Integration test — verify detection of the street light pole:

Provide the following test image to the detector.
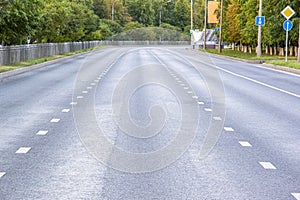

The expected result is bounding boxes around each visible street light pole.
[204,0,207,49]
[191,0,193,46]
[112,0,116,21]
[257,0,263,57]
[298,15,300,63]
[218,0,224,53]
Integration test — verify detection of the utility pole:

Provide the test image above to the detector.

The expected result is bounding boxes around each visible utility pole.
[191,0,193,46]
[257,0,263,57]
[204,0,207,49]
[218,0,224,53]
[298,18,300,63]
[112,0,116,21]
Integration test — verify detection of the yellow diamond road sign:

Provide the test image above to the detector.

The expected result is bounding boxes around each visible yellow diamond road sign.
[281,6,295,20]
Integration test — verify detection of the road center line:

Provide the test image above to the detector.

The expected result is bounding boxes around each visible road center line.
[216,66,300,99]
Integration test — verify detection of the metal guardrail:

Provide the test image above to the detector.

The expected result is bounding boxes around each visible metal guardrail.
[0,41,189,65]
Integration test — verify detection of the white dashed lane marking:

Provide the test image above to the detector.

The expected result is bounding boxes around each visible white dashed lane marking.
[239,141,252,147]
[77,96,83,99]
[259,162,276,170]
[187,91,193,94]
[15,147,31,154]
[82,91,88,94]
[192,96,198,99]
[70,102,77,105]
[224,127,234,132]
[197,101,204,105]
[87,87,92,90]
[36,130,48,136]
[0,172,6,179]
[50,118,60,123]
[204,108,212,112]
[213,116,222,121]
[184,87,189,90]
[91,83,96,86]
[62,109,70,113]
[291,193,300,200]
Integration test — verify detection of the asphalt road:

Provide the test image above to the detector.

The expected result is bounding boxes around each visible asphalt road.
[0,46,299,200]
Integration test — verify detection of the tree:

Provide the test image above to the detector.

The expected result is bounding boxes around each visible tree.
[174,0,190,31]
[127,0,154,26]
[0,0,43,45]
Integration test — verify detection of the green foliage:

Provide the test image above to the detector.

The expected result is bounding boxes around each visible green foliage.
[222,0,300,48]
[127,0,154,26]
[123,21,144,31]
[174,0,190,31]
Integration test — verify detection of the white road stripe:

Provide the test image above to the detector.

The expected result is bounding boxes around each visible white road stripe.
[50,118,60,123]
[87,87,92,90]
[192,96,198,99]
[82,91,88,94]
[184,87,189,90]
[70,102,77,105]
[91,83,96,86]
[239,141,252,147]
[180,84,185,86]
[197,101,204,105]
[259,162,276,169]
[224,127,234,132]
[36,130,48,136]
[0,172,5,178]
[213,116,222,121]
[216,66,300,99]
[62,109,70,113]
[204,108,212,112]
[187,91,193,94]
[77,96,83,99]
[291,193,300,200]
[94,80,99,82]
[16,147,31,154]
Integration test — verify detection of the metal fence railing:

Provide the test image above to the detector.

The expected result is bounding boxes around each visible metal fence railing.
[0,41,189,65]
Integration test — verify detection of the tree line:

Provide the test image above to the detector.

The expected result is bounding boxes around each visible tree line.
[222,0,300,55]
[0,0,201,45]
[2,0,298,53]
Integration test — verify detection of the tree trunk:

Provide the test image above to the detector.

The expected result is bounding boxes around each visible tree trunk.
[265,45,269,55]
[279,48,284,56]
[290,46,294,56]
[270,46,273,55]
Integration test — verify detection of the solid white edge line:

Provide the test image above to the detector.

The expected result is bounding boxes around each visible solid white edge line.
[291,193,300,200]
[216,66,300,98]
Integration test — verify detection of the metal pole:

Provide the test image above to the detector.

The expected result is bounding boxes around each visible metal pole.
[286,29,289,62]
[112,2,114,21]
[159,8,162,26]
[191,0,193,46]
[204,0,207,49]
[191,0,193,30]
[218,0,223,53]
[257,0,263,57]
[298,19,300,63]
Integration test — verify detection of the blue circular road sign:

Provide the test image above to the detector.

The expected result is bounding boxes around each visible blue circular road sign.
[283,20,293,31]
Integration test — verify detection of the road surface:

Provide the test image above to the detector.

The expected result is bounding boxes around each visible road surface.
[0,46,299,200]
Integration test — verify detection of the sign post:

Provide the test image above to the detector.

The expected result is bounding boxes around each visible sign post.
[281,6,295,62]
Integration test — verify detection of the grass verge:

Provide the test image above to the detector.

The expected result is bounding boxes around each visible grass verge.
[0,46,104,73]
[202,48,300,70]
